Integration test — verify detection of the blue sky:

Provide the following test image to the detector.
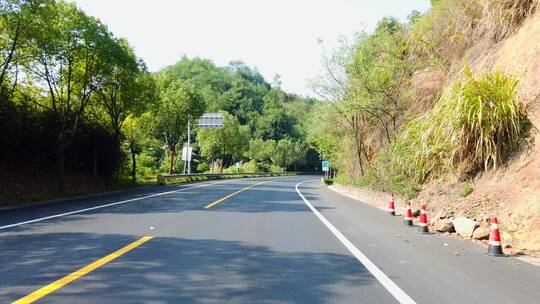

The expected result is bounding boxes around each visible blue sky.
[73,0,431,96]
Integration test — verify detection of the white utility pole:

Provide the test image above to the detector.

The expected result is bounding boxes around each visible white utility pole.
[187,118,191,174]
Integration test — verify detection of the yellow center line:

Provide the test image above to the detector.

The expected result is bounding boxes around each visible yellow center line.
[204,181,269,209]
[13,236,153,304]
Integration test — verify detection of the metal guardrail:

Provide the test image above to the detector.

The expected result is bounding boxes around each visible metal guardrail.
[156,172,293,184]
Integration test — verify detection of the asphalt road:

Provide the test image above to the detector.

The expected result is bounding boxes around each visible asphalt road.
[1,176,539,303]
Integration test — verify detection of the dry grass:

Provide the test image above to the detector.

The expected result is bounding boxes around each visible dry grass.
[409,0,539,65]
[477,0,539,42]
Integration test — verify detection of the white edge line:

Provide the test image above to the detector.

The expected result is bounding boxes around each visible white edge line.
[295,180,416,304]
[0,177,286,231]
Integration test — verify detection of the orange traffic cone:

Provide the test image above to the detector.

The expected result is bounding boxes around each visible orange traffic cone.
[417,204,429,234]
[403,201,413,226]
[488,217,504,257]
[388,193,396,216]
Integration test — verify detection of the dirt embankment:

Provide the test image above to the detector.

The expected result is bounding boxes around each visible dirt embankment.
[408,11,540,253]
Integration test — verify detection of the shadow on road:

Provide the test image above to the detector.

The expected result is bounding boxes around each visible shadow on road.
[0,232,379,303]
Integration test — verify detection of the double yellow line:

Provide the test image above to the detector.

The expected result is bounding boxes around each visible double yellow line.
[13,181,268,303]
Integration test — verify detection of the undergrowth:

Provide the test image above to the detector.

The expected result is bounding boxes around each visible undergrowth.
[389,68,529,183]
[335,166,421,199]
[459,182,474,198]
[410,0,539,65]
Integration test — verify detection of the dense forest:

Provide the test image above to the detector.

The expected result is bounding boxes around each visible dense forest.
[0,0,319,202]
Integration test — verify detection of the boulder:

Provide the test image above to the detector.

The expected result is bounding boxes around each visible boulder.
[440,211,454,219]
[435,219,455,233]
[472,227,490,240]
[453,217,479,238]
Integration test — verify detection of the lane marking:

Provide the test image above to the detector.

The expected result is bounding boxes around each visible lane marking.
[295,181,416,304]
[0,179,247,231]
[204,181,269,209]
[12,236,153,304]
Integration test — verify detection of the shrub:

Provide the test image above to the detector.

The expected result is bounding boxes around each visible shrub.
[159,155,184,174]
[269,164,285,173]
[389,69,529,182]
[459,182,474,198]
[241,160,259,173]
[322,178,334,185]
[196,162,210,173]
[137,150,158,177]
[354,169,382,189]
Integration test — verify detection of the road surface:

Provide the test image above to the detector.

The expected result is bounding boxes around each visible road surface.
[1,176,539,303]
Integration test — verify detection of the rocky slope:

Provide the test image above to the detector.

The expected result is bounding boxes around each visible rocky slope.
[408,11,540,253]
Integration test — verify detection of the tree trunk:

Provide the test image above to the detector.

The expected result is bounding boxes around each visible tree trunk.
[55,144,66,194]
[169,149,175,175]
[131,146,137,184]
[351,116,365,176]
[94,151,98,177]
[353,130,365,176]
[107,133,122,186]
[1,149,7,176]
[0,22,20,92]
[355,139,364,176]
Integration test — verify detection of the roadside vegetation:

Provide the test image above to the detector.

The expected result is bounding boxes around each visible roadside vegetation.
[308,0,535,198]
[0,0,319,203]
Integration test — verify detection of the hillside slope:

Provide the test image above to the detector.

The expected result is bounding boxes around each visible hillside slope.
[415,11,540,252]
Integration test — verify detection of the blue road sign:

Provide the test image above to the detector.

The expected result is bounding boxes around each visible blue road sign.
[322,160,330,172]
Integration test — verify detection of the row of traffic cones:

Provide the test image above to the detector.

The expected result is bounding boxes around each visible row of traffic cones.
[387,194,504,256]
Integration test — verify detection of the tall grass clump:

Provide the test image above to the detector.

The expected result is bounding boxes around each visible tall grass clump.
[389,69,529,183]
[451,68,528,172]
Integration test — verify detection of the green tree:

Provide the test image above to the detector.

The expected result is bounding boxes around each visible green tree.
[122,112,155,183]
[247,138,276,164]
[348,18,415,143]
[91,39,156,183]
[0,0,52,101]
[271,139,308,170]
[154,80,205,174]
[158,57,232,112]
[197,112,250,172]
[22,1,112,192]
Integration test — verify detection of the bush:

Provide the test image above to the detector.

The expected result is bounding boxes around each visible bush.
[354,169,382,189]
[459,182,474,198]
[333,174,352,185]
[390,69,529,182]
[137,150,158,177]
[334,164,421,199]
[196,162,210,173]
[269,164,285,173]
[159,155,184,174]
[322,178,334,185]
[240,160,259,173]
